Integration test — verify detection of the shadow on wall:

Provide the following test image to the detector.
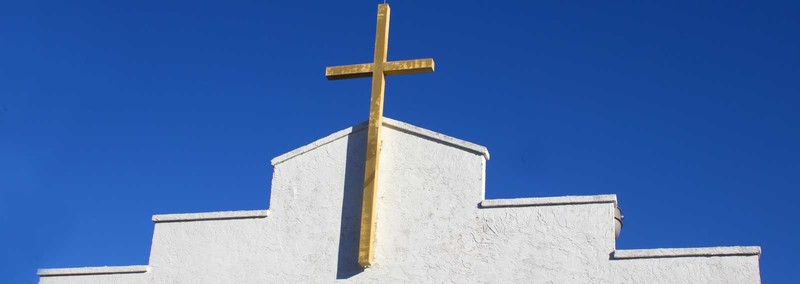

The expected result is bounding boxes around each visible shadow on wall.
[336,130,367,279]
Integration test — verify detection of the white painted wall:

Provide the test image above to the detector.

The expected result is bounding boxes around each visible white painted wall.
[38,118,761,283]
[612,254,761,284]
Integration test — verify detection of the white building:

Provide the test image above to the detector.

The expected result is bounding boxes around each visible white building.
[38,118,761,283]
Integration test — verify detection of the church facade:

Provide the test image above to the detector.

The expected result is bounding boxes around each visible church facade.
[38,118,761,283]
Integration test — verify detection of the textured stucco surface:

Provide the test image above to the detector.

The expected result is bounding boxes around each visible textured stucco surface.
[38,119,761,283]
[611,255,761,283]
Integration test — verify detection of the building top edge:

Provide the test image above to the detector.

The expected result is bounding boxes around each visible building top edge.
[151,210,269,223]
[480,194,618,208]
[270,117,490,166]
[38,265,149,277]
[613,246,762,260]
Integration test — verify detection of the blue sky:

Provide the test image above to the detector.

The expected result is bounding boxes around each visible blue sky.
[2,1,797,282]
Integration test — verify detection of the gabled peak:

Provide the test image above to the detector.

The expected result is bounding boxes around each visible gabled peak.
[270,117,490,166]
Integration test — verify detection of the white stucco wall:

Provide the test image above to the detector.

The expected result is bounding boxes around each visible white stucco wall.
[38,118,761,283]
[611,247,761,284]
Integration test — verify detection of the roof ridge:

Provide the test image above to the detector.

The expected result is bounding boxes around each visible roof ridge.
[270,117,489,166]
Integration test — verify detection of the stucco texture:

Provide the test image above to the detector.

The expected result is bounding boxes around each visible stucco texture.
[38,119,761,283]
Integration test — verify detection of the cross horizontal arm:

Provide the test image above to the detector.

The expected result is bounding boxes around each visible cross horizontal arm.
[326,58,434,80]
[325,63,373,80]
[385,59,435,76]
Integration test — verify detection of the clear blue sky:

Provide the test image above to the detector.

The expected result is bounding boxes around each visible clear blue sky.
[2,1,797,282]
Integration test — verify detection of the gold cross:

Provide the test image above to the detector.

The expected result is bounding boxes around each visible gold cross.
[325,3,434,268]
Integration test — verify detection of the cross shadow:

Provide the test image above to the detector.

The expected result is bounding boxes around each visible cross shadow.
[336,130,366,279]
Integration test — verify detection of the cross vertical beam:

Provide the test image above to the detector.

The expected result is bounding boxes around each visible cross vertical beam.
[325,3,434,268]
[358,3,390,268]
